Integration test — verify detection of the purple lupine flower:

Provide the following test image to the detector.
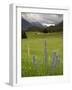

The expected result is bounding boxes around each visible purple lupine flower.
[44,40,48,73]
[56,52,60,65]
[51,51,57,69]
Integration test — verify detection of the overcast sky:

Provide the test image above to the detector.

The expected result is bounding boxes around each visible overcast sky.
[21,13,63,26]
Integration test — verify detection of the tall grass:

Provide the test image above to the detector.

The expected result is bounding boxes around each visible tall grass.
[21,32,63,77]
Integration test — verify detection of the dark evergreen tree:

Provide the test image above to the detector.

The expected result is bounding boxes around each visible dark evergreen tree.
[22,31,27,39]
[43,28,48,33]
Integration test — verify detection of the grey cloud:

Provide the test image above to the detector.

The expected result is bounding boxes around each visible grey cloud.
[21,13,63,25]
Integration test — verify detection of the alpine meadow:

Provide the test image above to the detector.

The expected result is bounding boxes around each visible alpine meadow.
[21,13,63,77]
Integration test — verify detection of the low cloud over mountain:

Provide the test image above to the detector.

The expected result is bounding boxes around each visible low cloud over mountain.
[21,13,63,32]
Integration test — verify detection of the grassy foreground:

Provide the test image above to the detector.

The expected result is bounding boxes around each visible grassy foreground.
[21,32,63,77]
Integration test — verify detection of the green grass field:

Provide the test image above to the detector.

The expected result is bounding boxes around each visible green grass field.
[21,32,63,77]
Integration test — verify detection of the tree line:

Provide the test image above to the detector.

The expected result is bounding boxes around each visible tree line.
[22,21,63,39]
